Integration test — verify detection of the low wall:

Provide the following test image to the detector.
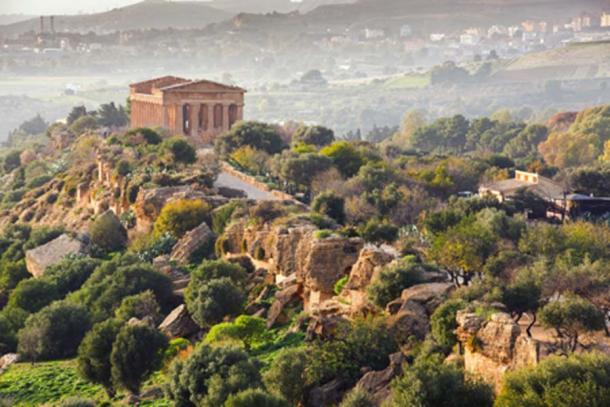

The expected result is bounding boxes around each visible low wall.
[219,161,301,203]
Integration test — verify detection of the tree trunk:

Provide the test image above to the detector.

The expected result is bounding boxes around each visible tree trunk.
[526,312,536,337]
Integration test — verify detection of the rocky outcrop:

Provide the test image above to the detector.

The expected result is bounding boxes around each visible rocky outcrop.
[455,311,544,392]
[170,222,215,265]
[269,225,316,277]
[386,283,454,341]
[298,236,364,310]
[355,352,405,406]
[25,234,87,278]
[158,304,200,339]
[307,378,346,407]
[266,284,301,328]
[0,353,20,373]
[134,186,227,232]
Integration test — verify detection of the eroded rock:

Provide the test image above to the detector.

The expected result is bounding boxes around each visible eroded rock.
[170,222,215,265]
[25,234,87,278]
[158,304,200,338]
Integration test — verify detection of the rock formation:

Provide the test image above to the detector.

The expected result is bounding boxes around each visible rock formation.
[25,234,87,277]
[170,221,215,265]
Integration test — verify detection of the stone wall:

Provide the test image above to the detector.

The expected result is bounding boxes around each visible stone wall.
[220,161,301,203]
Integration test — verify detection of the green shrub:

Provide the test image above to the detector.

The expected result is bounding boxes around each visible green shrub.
[0,313,17,354]
[3,150,21,172]
[165,344,262,406]
[26,175,52,189]
[161,136,197,165]
[293,125,335,147]
[114,160,132,177]
[111,322,168,395]
[387,353,493,407]
[6,278,60,314]
[205,315,267,350]
[263,347,308,406]
[212,201,242,235]
[339,387,374,407]
[185,277,245,327]
[18,301,91,361]
[70,115,98,135]
[90,211,127,253]
[334,276,349,295]
[430,298,467,350]
[367,256,424,308]
[125,128,162,145]
[312,191,346,224]
[495,352,610,407]
[359,218,399,244]
[153,199,211,239]
[215,121,286,156]
[77,318,123,397]
[114,290,161,323]
[225,389,289,407]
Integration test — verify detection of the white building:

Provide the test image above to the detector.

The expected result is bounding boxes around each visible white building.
[364,28,385,39]
[601,12,610,28]
[400,24,413,38]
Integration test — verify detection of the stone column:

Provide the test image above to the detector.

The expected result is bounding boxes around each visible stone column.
[162,103,169,128]
[222,103,230,132]
[190,103,200,137]
[237,104,244,121]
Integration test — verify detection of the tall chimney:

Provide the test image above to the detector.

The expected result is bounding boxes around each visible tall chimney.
[50,16,55,34]
[40,16,44,34]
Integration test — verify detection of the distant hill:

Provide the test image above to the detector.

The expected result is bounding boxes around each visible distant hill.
[0,1,231,36]
[0,15,35,26]
[207,0,355,14]
[493,41,610,82]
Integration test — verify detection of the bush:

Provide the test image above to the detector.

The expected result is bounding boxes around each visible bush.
[367,256,424,308]
[539,294,605,352]
[225,389,289,407]
[339,387,375,407]
[90,211,127,253]
[114,160,132,177]
[190,259,248,286]
[215,121,286,156]
[387,353,493,407]
[124,128,162,145]
[3,150,22,172]
[67,255,173,323]
[212,201,243,235]
[263,347,308,405]
[359,218,399,244]
[165,344,262,407]
[154,199,211,239]
[205,315,267,350]
[111,322,168,395]
[114,290,161,324]
[69,115,98,135]
[43,256,100,295]
[26,175,52,189]
[495,352,610,407]
[77,318,123,397]
[18,301,91,361]
[430,299,467,350]
[6,278,60,314]
[161,136,197,165]
[320,141,365,178]
[293,125,335,147]
[0,313,17,354]
[312,191,346,224]
[185,277,245,327]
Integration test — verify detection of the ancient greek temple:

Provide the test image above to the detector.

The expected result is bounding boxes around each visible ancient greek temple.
[129,76,245,144]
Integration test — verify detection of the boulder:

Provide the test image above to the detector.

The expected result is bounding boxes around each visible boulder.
[158,304,200,339]
[387,304,430,341]
[266,284,301,328]
[270,225,316,277]
[395,282,454,315]
[0,353,20,372]
[25,234,87,278]
[345,247,395,291]
[355,352,405,406]
[170,222,215,265]
[307,378,346,407]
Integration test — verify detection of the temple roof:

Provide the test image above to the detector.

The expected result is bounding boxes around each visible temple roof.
[130,76,246,95]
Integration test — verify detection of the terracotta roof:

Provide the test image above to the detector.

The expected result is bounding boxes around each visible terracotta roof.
[129,75,189,88]
[480,176,565,200]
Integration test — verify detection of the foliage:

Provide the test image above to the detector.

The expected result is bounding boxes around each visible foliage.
[224,388,289,407]
[340,387,375,407]
[0,313,17,354]
[96,102,128,128]
[161,136,197,165]
[387,353,493,407]
[18,114,49,135]
[359,218,399,244]
[165,344,262,407]
[67,255,173,323]
[274,151,333,191]
[368,256,424,307]
[334,275,349,295]
[216,121,286,156]
[230,146,270,175]
[17,301,91,361]
[212,201,243,235]
[312,191,346,224]
[321,141,365,178]
[114,290,162,324]
[154,199,210,239]
[70,115,99,135]
[293,125,335,147]
[205,315,267,350]
[6,279,59,314]
[495,352,610,407]
[185,277,245,327]
[539,294,605,352]
[77,318,123,397]
[305,317,398,386]
[3,150,21,172]
[67,106,89,125]
[263,347,308,406]
[430,298,467,350]
[90,211,128,253]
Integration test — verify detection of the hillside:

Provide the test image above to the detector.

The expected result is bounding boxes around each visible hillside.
[493,41,610,81]
[0,1,231,36]
[207,0,355,14]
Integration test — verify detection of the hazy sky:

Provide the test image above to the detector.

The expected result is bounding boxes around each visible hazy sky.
[0,0,219,15]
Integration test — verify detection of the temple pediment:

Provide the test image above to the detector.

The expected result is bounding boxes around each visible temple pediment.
[159,79,246,94]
